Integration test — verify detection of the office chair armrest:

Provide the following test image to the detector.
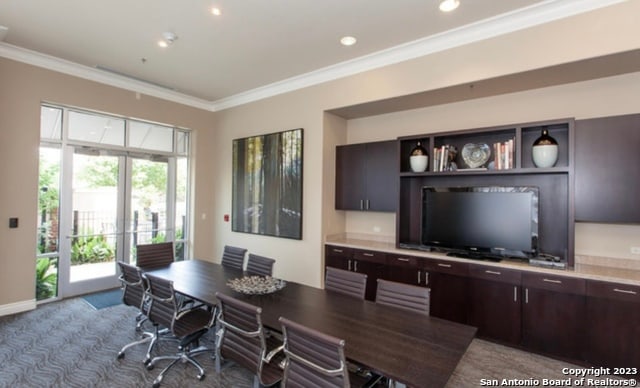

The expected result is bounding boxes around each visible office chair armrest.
[175,303,210,320]
[284,348,346,377]
[217,317,261,337]
[118,274,144,288]
[264,344,284,363]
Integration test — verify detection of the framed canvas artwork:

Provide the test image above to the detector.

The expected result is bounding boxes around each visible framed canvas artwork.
[232,128,303,239]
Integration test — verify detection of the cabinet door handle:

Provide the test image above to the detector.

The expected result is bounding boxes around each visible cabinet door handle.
[354,260,358,272]
[425,272,429,285]
[348,260,352,271]
[543,278,562,284]
[332,248,343,253]
[418,270,421,284]
[514,286,518,302]
[363,253,374,257]
[613,288,637,295]
[396,258,410,262]
[365,199,370,210]
[485,270,501,275]
[525,288,529,304]
[438,263,452,268]
[360,199,364,210]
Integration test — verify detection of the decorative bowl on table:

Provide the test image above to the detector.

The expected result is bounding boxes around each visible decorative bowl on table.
[461,143,490,168]
[227,276,286,295]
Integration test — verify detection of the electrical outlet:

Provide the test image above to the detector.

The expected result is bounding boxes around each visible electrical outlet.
[631,246,640,255]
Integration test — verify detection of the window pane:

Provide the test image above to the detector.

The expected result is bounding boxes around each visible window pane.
[130,159,168,251]
[37,146,61,255]
[176,130,189,155]
[40,106,62,140]
[129,121,173,152]
[175,156,188,260]
[68,111,125,146]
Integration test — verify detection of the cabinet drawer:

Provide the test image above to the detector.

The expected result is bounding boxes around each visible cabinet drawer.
[422,259,469,276]
[325,245,352,258]
[469,264,521,284]
[523,272,585,295]
[586,280,640,303]
[386,254,419,267]
[354,250,386,264]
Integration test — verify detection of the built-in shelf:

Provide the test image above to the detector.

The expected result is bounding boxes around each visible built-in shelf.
[396,118,575,266]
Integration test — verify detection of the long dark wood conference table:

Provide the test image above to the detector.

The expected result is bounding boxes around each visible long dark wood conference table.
[146,259,477,388]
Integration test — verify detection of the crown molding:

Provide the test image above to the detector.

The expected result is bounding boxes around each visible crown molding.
[210,0,625,111]
[0,0,625,113]
[0,43,212,111]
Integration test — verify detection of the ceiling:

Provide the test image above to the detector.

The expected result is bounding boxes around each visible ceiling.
[0,0,625,111]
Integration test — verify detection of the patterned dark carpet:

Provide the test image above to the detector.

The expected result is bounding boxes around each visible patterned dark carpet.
[0,296,620,388]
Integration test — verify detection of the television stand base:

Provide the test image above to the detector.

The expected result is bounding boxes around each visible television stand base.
[446,251,502,262]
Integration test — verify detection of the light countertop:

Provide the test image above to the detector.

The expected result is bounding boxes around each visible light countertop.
[325,234,640,286]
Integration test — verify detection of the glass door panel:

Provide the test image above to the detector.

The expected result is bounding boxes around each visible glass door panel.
[36,146,61,301]
[65,150,122,294]
[128,158,169,264]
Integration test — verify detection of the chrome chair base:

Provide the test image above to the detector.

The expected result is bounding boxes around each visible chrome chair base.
[147,344,214,388]
[117,323,175,364]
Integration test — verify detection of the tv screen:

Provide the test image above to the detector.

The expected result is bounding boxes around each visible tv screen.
[421,186,539,259]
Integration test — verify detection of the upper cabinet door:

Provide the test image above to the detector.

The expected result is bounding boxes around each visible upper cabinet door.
[335,140,397,212]
[575,114,640,223]
[335,143,367,210]
[365,140,397,212]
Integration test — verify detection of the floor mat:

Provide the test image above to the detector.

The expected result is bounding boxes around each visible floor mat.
[82,288,122,310]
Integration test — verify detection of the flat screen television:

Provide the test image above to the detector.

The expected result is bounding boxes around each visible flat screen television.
[421,186,539,260]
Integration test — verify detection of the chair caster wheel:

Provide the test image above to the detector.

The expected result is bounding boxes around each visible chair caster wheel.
[116,352,124,359]
[146,363,154,371]
[198,374,205,381]
[143,358,151,366]
[152,382,160,388]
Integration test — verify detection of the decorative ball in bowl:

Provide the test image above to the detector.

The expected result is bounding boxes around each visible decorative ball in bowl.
[227,276,286,295]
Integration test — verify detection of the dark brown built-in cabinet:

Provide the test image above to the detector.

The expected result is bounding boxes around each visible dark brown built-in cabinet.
[521,273,586,361]
[324,245,384,301]
[397,118,574,264]
[468,265,522,344]
[335,140,397,212]
[586,280,640,374]
[325,245,640,373]
[575,113,640,223]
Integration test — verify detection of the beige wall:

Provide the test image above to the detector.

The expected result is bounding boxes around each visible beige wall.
[2,1,640,313]
[0,58,214,312]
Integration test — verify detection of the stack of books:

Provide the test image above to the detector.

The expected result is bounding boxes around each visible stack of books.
[432,145,456,172]
[493,139,514,170]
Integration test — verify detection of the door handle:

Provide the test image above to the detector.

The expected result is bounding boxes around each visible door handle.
[613,288,637,295]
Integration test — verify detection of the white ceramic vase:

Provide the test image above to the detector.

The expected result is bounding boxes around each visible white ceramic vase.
[410,155,428,172]
[532,144,558,168]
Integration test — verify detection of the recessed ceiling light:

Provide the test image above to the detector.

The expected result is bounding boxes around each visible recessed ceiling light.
[211,7,221,16]
[439,0,460,12]
[340,36,357,46]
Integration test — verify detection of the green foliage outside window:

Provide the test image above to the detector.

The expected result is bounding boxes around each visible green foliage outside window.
[36,257,58,300]
[71,234,115,264]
